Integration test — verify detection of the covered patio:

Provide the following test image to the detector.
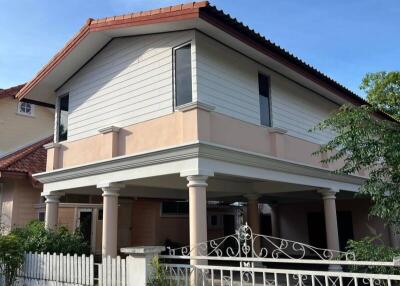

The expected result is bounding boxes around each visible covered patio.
[35,142,366,258]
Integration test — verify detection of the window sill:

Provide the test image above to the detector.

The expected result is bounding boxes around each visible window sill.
[176,101,215,112]
[16,112,35,118]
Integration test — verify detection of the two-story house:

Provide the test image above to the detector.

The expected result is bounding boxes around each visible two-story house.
[16,2,396,258]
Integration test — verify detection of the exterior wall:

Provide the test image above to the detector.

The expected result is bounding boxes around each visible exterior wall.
[278,199,391,246]
[54,108,198,168]
[57,30,195,142]
[0,178,41,230]
[197,109,347,171]
[195,32,337,145]
[0,97,53,157]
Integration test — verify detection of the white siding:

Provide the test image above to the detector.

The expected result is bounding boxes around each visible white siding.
[58,31,194,141]
[195,32,337,144]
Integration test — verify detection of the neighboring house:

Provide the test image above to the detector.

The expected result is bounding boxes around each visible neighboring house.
[0,85,53,231]
[15,2,398,257]
[0,85,54,158]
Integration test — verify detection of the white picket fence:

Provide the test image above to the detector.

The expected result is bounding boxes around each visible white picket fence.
[96,256,127,286]
[16,252,94,285]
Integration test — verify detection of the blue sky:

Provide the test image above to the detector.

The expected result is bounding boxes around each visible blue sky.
[0,0,399,95]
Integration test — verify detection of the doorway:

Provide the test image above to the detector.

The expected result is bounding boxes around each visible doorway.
[78,209,93,245]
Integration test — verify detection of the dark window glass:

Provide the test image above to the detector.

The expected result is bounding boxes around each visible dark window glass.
[175,44,192,106]
[38,212,45,222]
[211,215,218,226]
[258,73,271,126]
[58,94,69,142]
[98,210,103,220]
[161,201,189,215]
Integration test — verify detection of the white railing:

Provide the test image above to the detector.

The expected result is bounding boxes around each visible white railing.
[16,252,94,285]
[163,263,400,286]
[96,255,127,286]
[160,224,400,286]
[166,223,354,260]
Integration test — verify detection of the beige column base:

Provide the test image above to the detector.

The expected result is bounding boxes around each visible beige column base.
[98,182,124,258]
[44,194,62,230]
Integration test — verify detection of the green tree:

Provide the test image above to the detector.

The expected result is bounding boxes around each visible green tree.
[313,71,400,226]
[0,234,24,286]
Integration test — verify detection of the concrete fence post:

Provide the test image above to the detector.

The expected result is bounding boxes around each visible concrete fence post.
[121,246,165,286]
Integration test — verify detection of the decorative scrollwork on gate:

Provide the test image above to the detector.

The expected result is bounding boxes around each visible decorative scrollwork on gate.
[167,223,355,261]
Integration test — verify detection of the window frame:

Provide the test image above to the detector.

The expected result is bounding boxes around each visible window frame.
[17,101,35,117]
[258,72,272,127]
[172,41,193,110]
[55,93,69,143]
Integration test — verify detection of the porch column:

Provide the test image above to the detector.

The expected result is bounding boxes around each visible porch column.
[270,203,280,237]
[98,182,124,258]
[245,194,260,234]
[319,189,340,251]
[245,194,260,253]
[44,194,61,230]
[187,175,208,265]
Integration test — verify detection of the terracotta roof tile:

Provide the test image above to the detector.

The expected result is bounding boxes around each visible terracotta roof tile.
[0,84,25,99]
[0,137,52,176]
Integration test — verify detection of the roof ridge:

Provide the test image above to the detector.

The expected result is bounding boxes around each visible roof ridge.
[91,1,209,24]
[0,136,52,170]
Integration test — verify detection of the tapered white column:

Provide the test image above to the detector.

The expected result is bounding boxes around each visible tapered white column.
[270,203,280,237]
[44,194,61,230]
[319,189,340,251]
[187,175,208,265]
[98,182,124,257]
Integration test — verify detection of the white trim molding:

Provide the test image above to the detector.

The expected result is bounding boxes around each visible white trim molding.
[34,141,364,194]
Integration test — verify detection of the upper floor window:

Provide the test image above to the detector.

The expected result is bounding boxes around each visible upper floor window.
[258,73,271,127]
[17,102,34,117]
[174,43,192,107]
[57,94,69,142]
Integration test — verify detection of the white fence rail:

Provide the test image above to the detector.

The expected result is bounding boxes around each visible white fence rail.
[96,256,127,286]
[163,263,400,286]
[1,252,95,286]
[160,224,400,286]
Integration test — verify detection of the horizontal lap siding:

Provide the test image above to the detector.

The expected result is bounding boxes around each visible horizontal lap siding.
[58,31,194,141]
[196,32,337,144]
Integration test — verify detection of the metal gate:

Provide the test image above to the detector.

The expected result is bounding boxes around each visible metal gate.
[160,223,400,285]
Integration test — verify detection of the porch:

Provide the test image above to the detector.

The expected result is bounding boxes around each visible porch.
[34,142,378,259]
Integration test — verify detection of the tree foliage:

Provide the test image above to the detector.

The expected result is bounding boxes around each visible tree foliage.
[11,220,90,255]
[313,71,400,225]
[346,237,400,274]
[0,234,24,286]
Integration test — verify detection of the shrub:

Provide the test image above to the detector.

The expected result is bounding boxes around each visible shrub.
[11,220,90,255]
[0,234,24,286]
[346,236,400,274]
[147,256,169,286]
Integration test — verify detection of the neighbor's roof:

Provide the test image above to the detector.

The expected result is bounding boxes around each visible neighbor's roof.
[15,1,369,108]
[0,84,25,99]
[0,137,52,178]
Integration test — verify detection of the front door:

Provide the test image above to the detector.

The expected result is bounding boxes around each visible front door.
[79,210,93,245]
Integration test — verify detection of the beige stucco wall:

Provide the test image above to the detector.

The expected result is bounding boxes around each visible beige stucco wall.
[278,199,391,246]
[54,109,198,169]
[0,97,54,157]
[0,177,41,230]
[50,107,349,173]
